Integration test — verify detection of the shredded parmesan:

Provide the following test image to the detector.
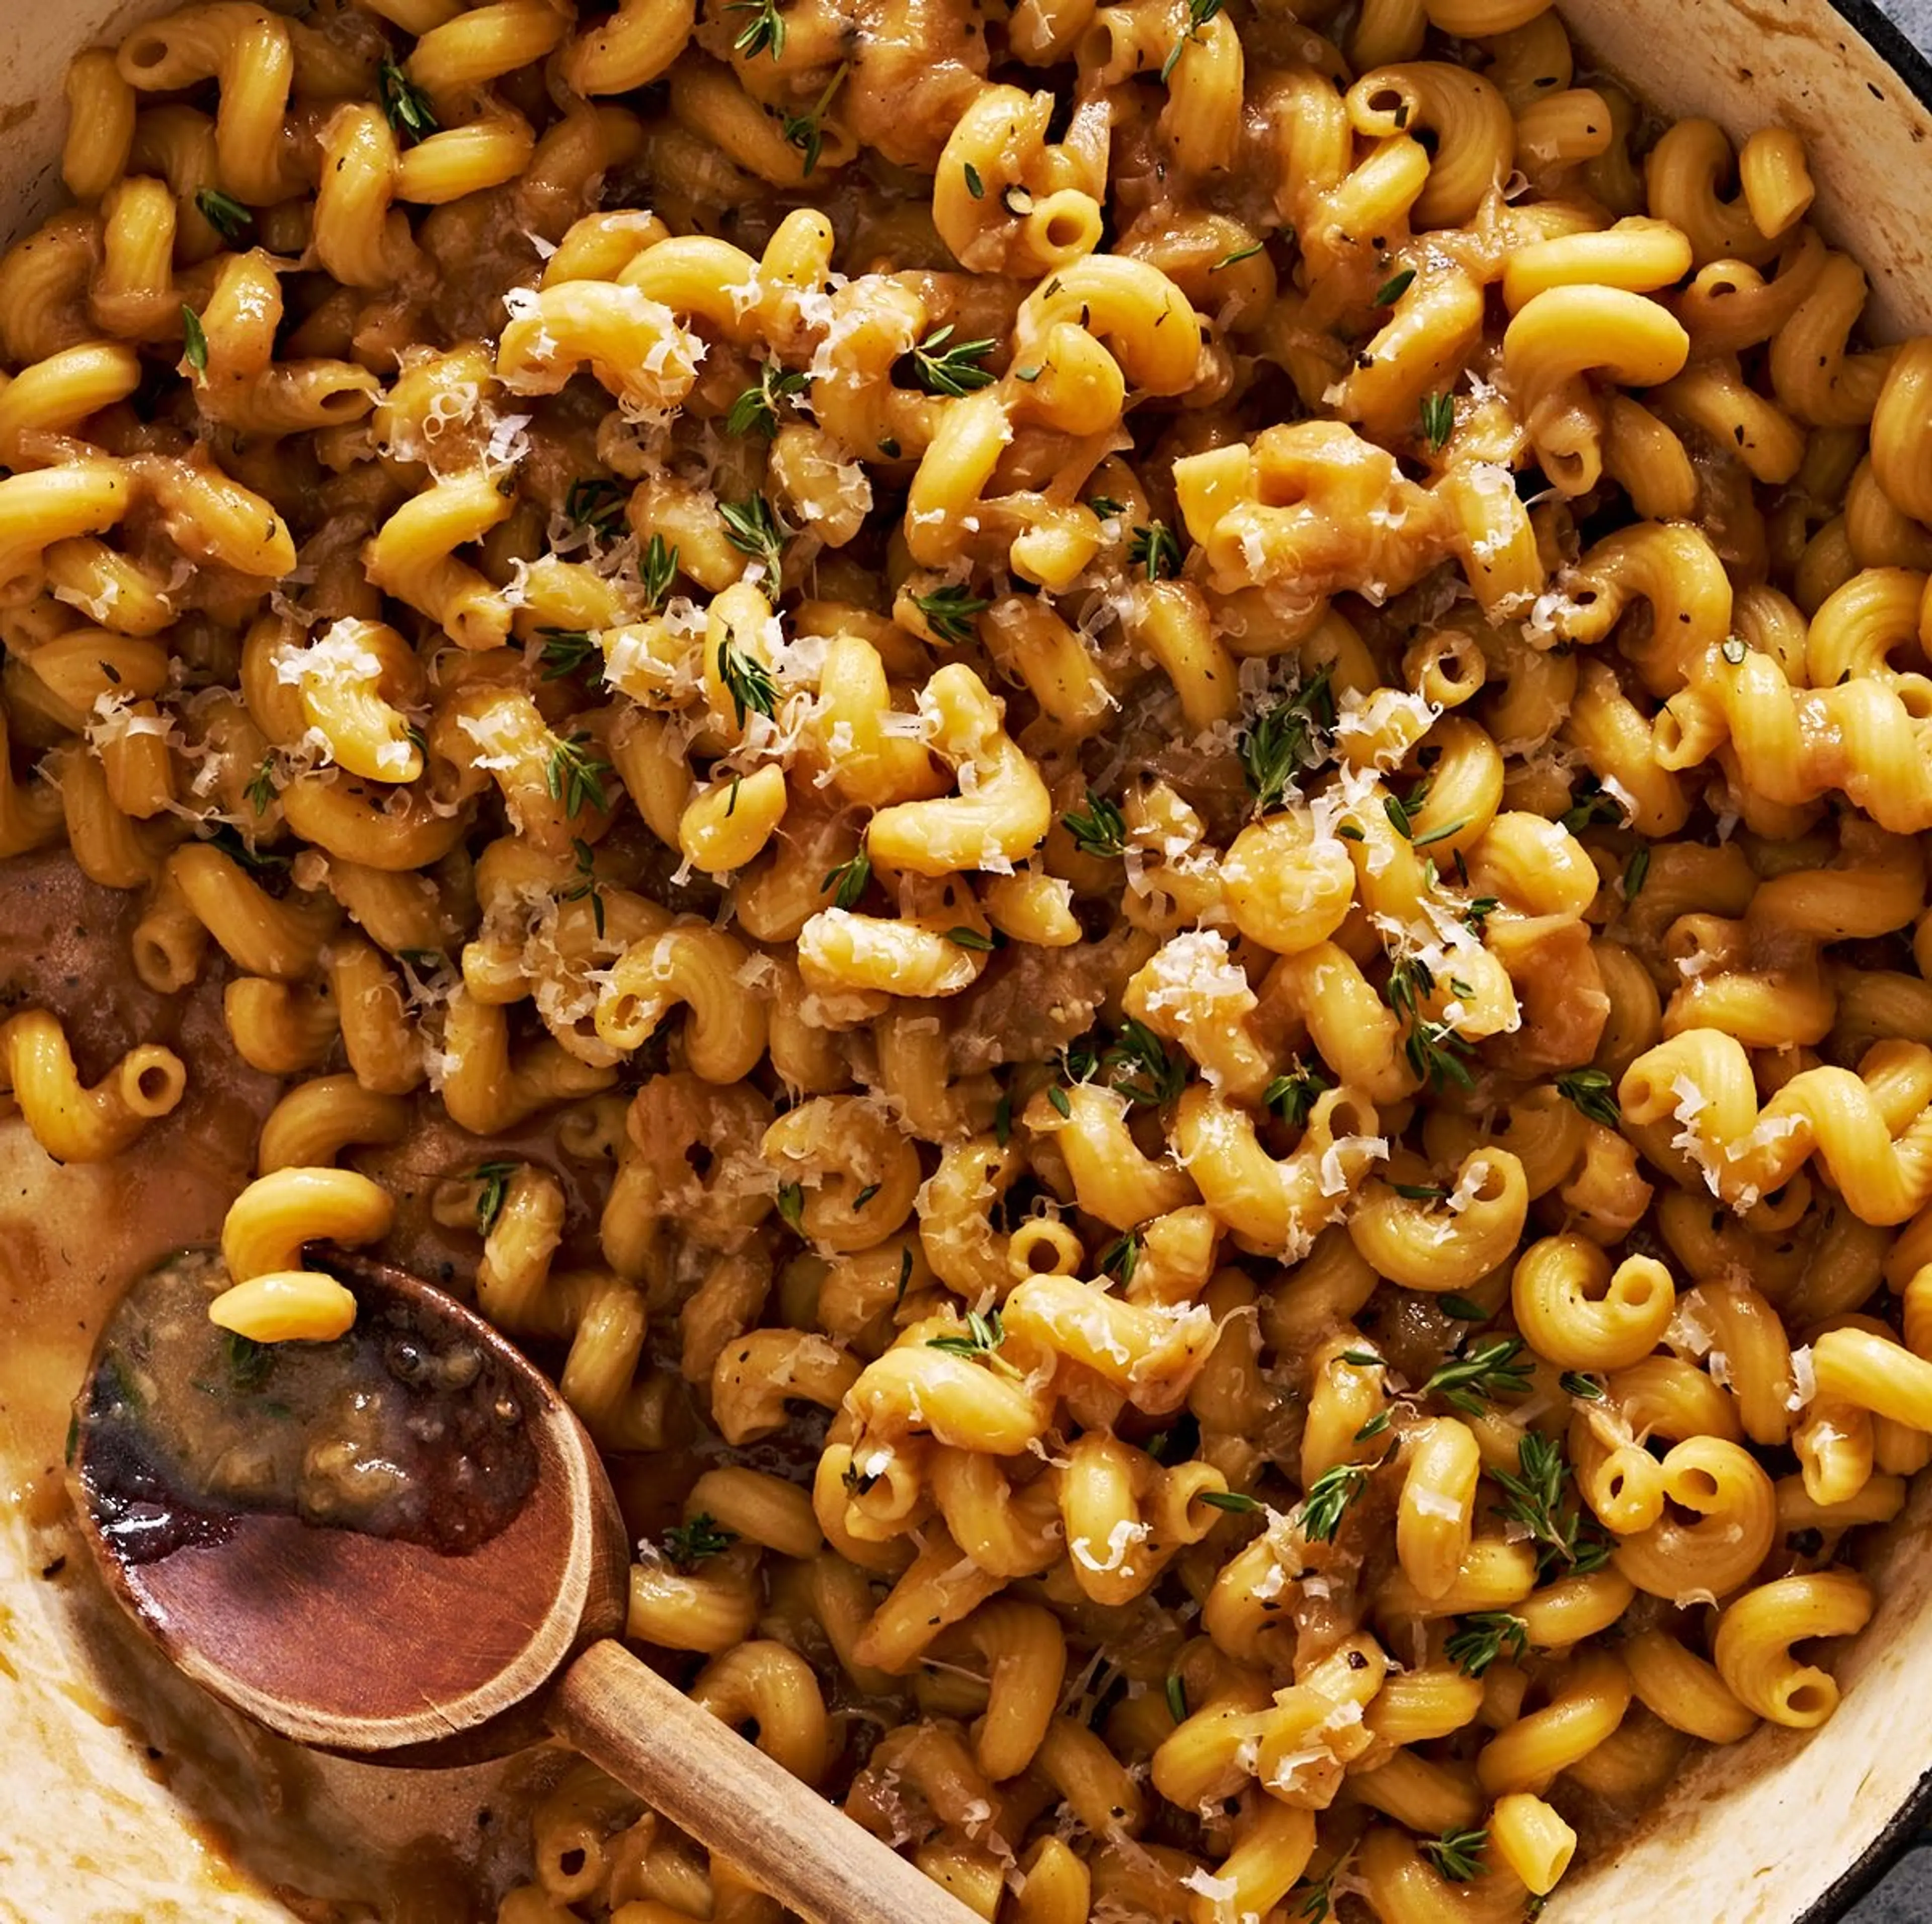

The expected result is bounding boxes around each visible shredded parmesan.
[1319,1134,1388,1197]
[1069,1517,1150,1575]
[1179,1869,1239,1905]
[1788,1343,1817,1412]
[1665,1291,1718,1361]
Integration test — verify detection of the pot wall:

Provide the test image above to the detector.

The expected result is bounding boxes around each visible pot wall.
[1565,0,1932,337]
[1528,15,1932,1915]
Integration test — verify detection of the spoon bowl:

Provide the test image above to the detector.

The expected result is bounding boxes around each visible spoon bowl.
[68,1246,982,1924]
[71,1245,628,1761]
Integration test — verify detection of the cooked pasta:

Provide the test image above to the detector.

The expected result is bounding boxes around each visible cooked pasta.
[8,0,1930,1917]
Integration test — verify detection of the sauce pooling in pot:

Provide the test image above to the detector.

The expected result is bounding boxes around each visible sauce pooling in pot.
[75,1250,538,1564]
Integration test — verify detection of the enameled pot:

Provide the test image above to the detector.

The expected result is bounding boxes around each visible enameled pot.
[4,2,1932,1918]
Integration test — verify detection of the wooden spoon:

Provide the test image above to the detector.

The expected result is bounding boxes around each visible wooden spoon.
[68,1245,981,1924]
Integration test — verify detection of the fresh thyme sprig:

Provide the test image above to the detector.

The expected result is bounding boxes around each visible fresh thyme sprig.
[377,57,438,142]
[911,582,991,644]
[195,188,253,245]
[1063,789,1128,859]
[181,304,209,379]
[716,634,779,727]
[1385,954,1477,1092]
[203,823,288,873]
[726,360,810,438]
[1382,779,1436,841]
[1128,521,1183,582]
[471,1160,517,1236]
[1101,1018,1187,1108]
[1294,1862,1344,1921]
[1059,1035,1101,1085]
[537,628,603,688]
[1160,0,1224,84]
[911,325,998,397]
[719,494,787,581]
[562,837,605,938]
[1558,772,1625,834]
[1421,1827,1487,1883]
[545,732,612,816]
[1444,1611,1529,1678]
[245,755,277,816]
[1098,1229,1141,1285]
[1420,1335,1532,1417]
[723,0,786,58]
[775,1181,806,1232]
[1301,1458,1374,1543]
[1238,665,1335,813]
[564,476,626,539]
[1051,1021,1187,1110]
[1491,1430,1613,1577]
[1263,1060,1332,1126]
[620,536,671,617]
[779,58,849,176]
[821,849,871,910]
[662,1513,738,1568]
[1373,266,1417,307]
[926,1307,1021,1378]
[1556,1067,1622,1130]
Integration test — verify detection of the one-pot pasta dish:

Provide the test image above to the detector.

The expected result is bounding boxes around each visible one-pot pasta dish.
[5,0,1932,1917]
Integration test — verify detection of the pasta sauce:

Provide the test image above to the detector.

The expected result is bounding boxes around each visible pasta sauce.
[74,1247,538,1566]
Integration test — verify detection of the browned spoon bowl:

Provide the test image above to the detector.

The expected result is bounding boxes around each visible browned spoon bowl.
[67,1245,981,1924]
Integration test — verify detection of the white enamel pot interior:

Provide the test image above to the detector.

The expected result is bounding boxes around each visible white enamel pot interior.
[4,1,1932,1918]
[1522,18,1932,1920]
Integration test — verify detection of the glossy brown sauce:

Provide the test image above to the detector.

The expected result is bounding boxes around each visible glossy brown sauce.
[76,1248,538,1567]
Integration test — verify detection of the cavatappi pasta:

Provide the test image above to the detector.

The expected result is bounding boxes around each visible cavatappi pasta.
[10,0,1932,1916]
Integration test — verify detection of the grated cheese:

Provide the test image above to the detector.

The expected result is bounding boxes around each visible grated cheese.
[1788,1343,1817,1412]
[1069,1517,1150,1574]
[1319,1134,1389,1197]
[1665,1291,1717,1360]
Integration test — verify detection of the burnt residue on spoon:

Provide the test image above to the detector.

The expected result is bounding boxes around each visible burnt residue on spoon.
[74,1249,538,1565]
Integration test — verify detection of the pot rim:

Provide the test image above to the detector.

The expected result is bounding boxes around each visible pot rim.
[1789,15,1932,1917]
[1804,6,1932,1899]
[1806,1792,1932,1923]
[1832,0,1932,110]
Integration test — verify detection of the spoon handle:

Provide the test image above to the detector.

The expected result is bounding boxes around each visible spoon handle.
[549,1639,986,1924]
